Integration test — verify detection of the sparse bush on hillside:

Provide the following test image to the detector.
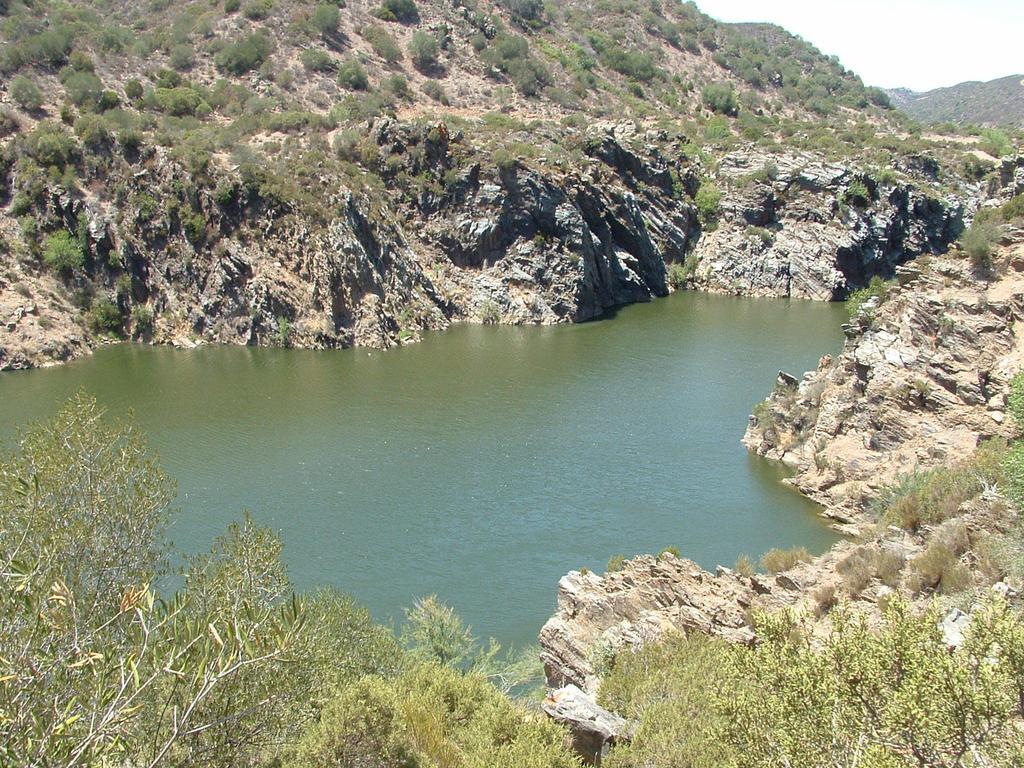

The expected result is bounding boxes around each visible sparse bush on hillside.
[215,31,274,74]
[74,114,112,150]
[373,0,418,23]
[845,275,892,320]
[978,128,1012,158]
[243,0,274,20]
[961,218,1000,275]
[702,82,738,116]
[311,3,340,37]
[124,78,144,101]
[421,79,449,104]
[169,44,195,71]
[62,70,104,109]
[337,57,369,90]
[25,121,77,168]
[362,25,402,63]
[10,75,43,111]
[499,0,544,24]
[87,298,124,336]
[481,34,551,97]
[408,30,439,73]
[301,48,335,73]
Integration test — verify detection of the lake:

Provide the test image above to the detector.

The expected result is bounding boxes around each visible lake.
[0,291,846,649]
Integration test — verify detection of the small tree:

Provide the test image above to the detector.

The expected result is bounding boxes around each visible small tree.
[702,82,738,116]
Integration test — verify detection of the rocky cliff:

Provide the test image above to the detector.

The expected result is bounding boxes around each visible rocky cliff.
[1,120,970,370]
[688,148,964,299]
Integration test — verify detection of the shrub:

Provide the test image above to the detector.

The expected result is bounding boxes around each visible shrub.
[88,298,124,335]
[62,70,104,108]
[408,30,438,72]
[601,597,1024,767]
[243,0,274,20]
[124,79,144,101]
[702,82,738,116]
[499,0,544,23]
[216,31,274,74]
[74,114,112,150]
[301,48,335,72]
[292,663,577,768]
[311,3,340,36]
[337,57,369,89]
[27,121,77,168]
[978,128,1012,158]
[482,34,551,96]
[733,554,755,577]
[479,299,501,324]
[845,275,892,319]
[421,79,448,104]
[130,304,154,337]
[878,441,1006,530]
[42,230,84,273]
[10,75,44,111]
[607,554,626,573]
[760,546,810,574]
[152,86,210,117]
[961,219,1000,275]
[362,25,402,63]
[169,44,194,71]
[694,181,721,227]
[373,0,418,23]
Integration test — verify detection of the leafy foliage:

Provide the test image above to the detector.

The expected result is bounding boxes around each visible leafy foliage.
[603,597,1024,767]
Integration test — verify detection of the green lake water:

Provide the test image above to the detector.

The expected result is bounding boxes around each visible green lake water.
[0,291,847,648]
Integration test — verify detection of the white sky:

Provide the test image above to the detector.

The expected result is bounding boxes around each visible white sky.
[693,0,1024,92]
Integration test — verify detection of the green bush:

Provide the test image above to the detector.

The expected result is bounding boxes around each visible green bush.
[694,181,721,227]
[845,275,892,319]
[62,70,104,108]
[408,30,438,72]
[124,79,144,101]
[878,441,1006,530]
[291,662,577,768]
[603,597,1024,767]
[311,3,340,36]
[216,31,274,74]
[168,44,195,71]
[87,298,124,335]
[482,34,551,96]
[702,82,738,116]
[42,230,84,273]
[362,25,402,63]
[960,218,1000,275]
[26,121,77,168]
[301,48,335,73]
[337,57,369,89]
[10,75,44,111]
[243,0,274,20]
[130,304,154,337]
[152,86,210,117]
[74,114,112,150]
[373,0,418,23]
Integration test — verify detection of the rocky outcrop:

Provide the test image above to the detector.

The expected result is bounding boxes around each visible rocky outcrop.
[743,239,1024,524]
[689,149,965,299]
[1,118,969,371]
[542,685,631,765]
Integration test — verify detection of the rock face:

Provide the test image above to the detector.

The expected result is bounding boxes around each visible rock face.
[539,554,759,693]
[743,239,1024,523]
[689,149,964,299]
[0,123,966,371]
[542,685,630,765]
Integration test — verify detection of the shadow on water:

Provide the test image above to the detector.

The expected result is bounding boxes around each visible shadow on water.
[0,290,849,648]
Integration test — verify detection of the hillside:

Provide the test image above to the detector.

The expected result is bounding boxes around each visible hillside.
[890,74,1024,128]
[0,0,1020,371]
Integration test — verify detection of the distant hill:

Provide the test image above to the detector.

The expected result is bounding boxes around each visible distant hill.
[889,75,1024,128]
